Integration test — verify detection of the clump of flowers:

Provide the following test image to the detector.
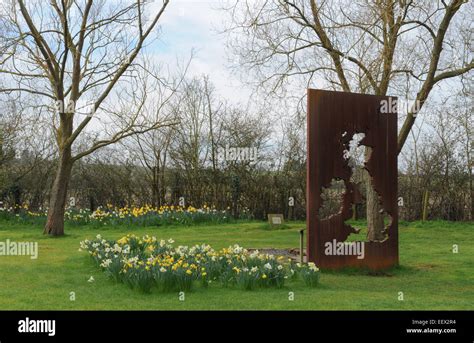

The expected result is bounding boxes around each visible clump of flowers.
[297,262,320,287]
[1,203,251,226]
[84,204,237,227]
[80,234,321,293]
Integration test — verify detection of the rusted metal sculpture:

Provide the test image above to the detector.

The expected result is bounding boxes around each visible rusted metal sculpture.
[306,89,398,270]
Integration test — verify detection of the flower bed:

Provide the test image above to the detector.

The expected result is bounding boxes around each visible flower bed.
[80,234,321,293]
[1,204,249,226]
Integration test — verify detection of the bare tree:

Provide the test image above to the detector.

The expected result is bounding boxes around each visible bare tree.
[0,0,176,235]
[222,0,473,240]
[0,97,54,208]
[130,123,175,207]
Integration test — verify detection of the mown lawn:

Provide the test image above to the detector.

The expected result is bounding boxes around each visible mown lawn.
[0,220,472,310]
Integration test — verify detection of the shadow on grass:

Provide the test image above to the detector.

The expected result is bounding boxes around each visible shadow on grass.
[320,264,421,277]
[258,223,298,231]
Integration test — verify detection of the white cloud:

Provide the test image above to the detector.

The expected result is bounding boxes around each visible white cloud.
[148,0,251,104]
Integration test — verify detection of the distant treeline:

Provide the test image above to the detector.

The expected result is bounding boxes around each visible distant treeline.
[1,77,472,222]
[1,157,472,222]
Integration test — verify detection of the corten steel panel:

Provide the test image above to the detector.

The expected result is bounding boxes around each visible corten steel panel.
[306,89,398,270]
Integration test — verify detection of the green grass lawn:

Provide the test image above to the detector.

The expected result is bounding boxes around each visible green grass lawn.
[0,220,472,310]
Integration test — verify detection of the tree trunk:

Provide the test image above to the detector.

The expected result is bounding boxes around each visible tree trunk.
[151,165,159,207]
[469,162,473,221]
[422,189,429,222]
[44,149,73,236]
[89,195,95,212]
[365,147,386,241]
[470,178,474,221]
[12,184,21,213]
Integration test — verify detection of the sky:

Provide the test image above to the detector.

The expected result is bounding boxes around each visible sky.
[148,0,252,104]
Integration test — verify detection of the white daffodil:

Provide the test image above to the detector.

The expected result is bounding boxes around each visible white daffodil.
[249,251,259,259]
[100,259,112,268]
[232,244,243,254]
